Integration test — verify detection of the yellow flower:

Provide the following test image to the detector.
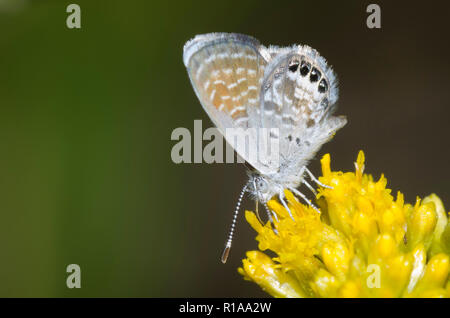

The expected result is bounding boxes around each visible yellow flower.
[238,151,450,298]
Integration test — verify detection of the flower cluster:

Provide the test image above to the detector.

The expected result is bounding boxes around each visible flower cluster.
[239,151,450,297]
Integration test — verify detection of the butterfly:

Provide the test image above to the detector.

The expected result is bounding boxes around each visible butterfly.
[183,33,347,263]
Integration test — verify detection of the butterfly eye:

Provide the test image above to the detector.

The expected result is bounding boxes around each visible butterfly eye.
[300,61,311,76]
[318,79,328,93]
[288,60,299,72]
[310,67,321,82]
[257,179,268,192]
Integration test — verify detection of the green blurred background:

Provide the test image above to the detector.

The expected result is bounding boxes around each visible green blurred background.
[0,0,448,297]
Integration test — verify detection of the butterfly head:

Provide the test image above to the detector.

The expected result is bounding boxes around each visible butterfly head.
[247,172,281,203]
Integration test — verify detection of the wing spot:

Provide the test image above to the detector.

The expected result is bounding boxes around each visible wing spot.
[300,61,311,76]
[195,63,205,80]
[284,95,292,104]
[209,89,216,101]
[205,54,216,64]
[318,79,328,93]
[227,82,238,90]
[310,67,321,82]
[231,52,244,59]
[288,60,299,72]
[217,53,229,60]
[229,106,246,116]
[213,80,226,85]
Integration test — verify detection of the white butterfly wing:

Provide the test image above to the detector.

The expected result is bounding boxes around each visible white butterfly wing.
[183,33,280,175]
[183,33,346,179]
[259,45,347,179]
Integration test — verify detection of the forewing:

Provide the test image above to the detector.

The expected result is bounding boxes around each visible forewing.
[183,33,267,130]
[184,33,279,174]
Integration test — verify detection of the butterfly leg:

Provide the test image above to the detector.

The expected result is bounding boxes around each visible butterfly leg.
[264,203,279,235]
[254,200,264,225]
[279,191,295,221]
[271,208,279,223]
[288,187,321,214]
[302,179,317,196]
[305,167,332,189]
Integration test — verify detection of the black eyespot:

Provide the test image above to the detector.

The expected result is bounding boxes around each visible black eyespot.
[287,135,292,142]
[296,137,301,145]
[310,67,321,82]
[320,97,329,109]
[300,61,311,76]
[318,79,328,93]
[288,60,299,72]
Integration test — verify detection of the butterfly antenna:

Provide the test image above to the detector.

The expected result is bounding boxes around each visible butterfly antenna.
[221,184,247,264]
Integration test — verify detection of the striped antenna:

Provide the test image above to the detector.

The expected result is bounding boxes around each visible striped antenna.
[221,184,247,264]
